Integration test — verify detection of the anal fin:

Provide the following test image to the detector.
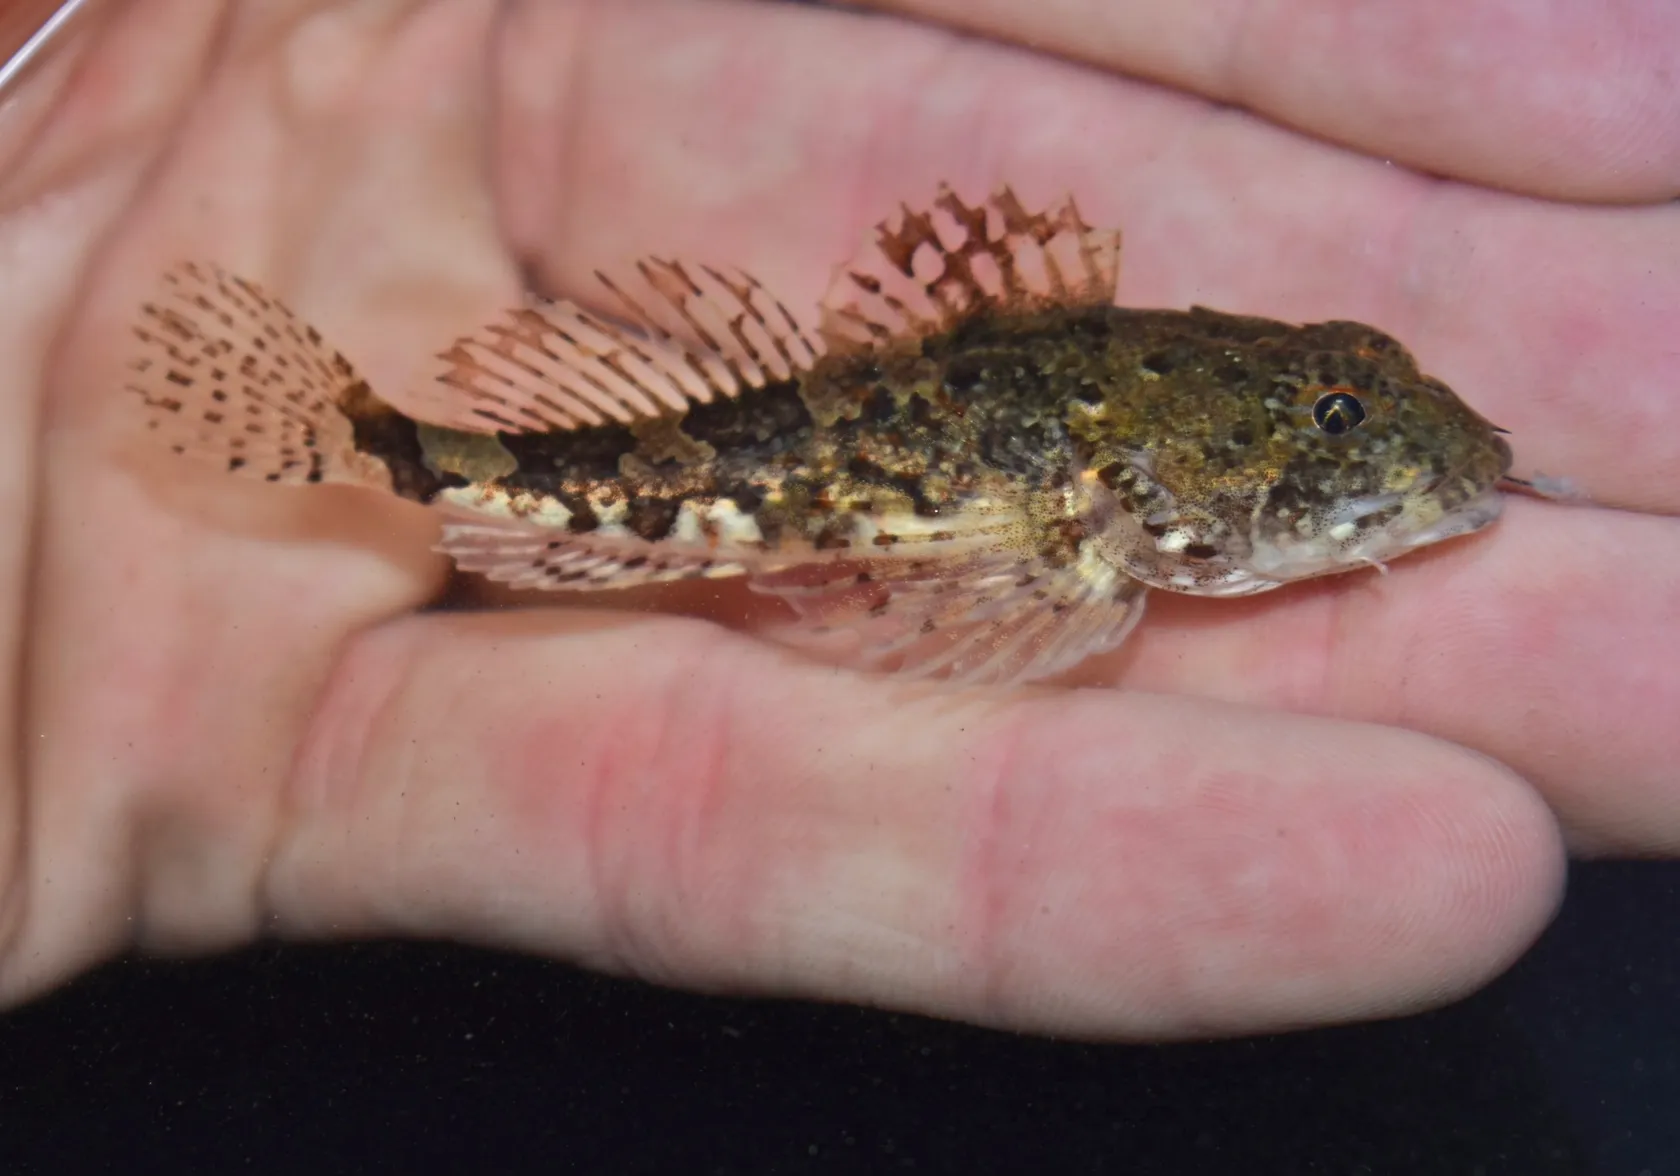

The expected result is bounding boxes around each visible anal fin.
[432,496,759,592]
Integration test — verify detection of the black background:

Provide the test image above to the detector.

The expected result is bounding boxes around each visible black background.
[3,860,1676,1175]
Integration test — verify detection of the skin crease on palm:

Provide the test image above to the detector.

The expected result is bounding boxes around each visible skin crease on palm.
[0,0,1674,1039]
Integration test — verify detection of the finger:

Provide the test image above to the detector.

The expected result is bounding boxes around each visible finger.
[1393,191,1679,516]
[0,0,78,86]
[59,0,521,432]
[0,0,232,1001]
[261,609,1563,1040]
[852,0,1680,204]
[0,0,60,63]
[1104,498,1680,857]
[0,0,102,154]
[6,0,512,1004]
[493,0,1680,515]
[461,498,1680,856]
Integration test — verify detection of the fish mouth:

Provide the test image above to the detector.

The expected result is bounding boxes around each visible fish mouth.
[1238,479,1505,584]
[1200,439,1514,589]
[1395,484,1505,551]
[1361,454,1506,557]
[1401,438,1510,544]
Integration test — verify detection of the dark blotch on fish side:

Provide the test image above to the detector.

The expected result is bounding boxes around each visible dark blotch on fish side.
[346,395,467,504]
[682,381,815,452]
[845,455,946,516]
[625,496,682,542]
[942,355,987,395]
[500,421,639,489]
[1140,351,1178,377]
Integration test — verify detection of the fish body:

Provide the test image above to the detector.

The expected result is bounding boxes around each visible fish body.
[126,185,1514,686]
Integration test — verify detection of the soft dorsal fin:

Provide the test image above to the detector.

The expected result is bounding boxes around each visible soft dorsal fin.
[431,259,824,435]
[818,183,1121,355]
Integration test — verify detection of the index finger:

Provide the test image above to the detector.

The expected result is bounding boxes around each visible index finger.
[1103,498,1680,857]
[257,609,1564,1040]
[853,0,1680,204]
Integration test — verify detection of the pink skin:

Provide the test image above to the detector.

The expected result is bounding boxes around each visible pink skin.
[0,0,1675,1036]
[850,0,1680,204]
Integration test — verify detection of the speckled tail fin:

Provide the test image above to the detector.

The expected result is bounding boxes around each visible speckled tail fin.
[432,259,824,434]
[125,262,402,489]
[818,183,1121,354]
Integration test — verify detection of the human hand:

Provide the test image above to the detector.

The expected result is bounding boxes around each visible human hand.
[1,0,1674,1038]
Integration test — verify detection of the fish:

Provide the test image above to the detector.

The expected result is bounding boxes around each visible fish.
[123,183,1515,687]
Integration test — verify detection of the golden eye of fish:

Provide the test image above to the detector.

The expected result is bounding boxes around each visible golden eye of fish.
[1311,390,1367,436]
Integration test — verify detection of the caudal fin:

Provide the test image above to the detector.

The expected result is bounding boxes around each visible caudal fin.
[125,262,391,489]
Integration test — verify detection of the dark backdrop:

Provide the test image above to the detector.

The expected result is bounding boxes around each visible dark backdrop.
[2,860,1676,1175]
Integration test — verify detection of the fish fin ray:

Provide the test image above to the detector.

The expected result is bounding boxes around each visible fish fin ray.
[125,261,393,489]
[818,182,1121,354]
[755,539,1147,687]
[433,499,760,592]
[432,260,823,435]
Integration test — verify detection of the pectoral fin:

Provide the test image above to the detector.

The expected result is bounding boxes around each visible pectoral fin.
[754,541,1147,688]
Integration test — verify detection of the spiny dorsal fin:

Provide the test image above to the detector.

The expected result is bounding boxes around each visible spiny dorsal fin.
[818,183,1122,355]
[432,259,824,435]
[125,262,394,489]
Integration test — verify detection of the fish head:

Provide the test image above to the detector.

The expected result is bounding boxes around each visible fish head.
[1080,330,1514,596]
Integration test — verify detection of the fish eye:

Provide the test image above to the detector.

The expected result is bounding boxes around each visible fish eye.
[1312,391,1366,436]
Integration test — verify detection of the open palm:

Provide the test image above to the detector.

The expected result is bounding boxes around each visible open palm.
[1,0,1674,1038]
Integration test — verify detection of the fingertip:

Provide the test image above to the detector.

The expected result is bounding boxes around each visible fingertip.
[945,695,1568,1037]
[1336,741,1567,1017]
